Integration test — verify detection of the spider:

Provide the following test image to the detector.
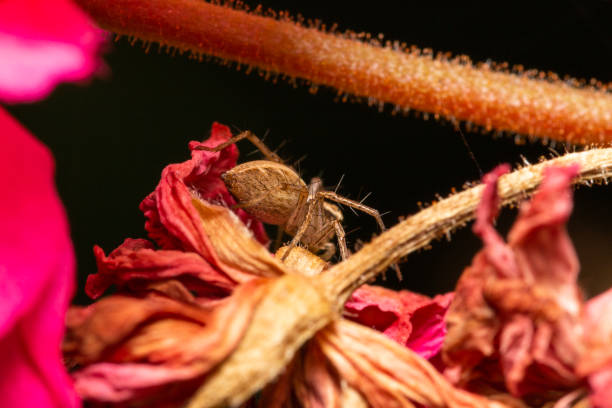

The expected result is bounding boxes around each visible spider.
[197,131,399,277]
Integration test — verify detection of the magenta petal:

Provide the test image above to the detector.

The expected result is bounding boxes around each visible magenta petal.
[0,107,79,406]
[588,365,612,408]
[0,0,106,103]
[345,285,452,359]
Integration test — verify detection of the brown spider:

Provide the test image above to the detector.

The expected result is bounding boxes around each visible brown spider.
[197,131,399,277]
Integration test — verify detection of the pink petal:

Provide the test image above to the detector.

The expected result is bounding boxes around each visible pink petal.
[345,284,452,358]
[588,364,612,408]
[444,165,583,397]
[0,107,78,406]
[508,165,581,315]
[73,363,202,403]
[0,0,105,103]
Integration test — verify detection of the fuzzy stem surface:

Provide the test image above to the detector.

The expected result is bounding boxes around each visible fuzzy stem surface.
[321,148,612,305]
[76,0,612,144]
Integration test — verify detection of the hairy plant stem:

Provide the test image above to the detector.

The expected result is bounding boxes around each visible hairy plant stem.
[322,148,612,305]
[75,0,612,144]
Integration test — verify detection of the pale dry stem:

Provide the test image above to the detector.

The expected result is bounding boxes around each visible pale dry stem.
[321,148,612,305]
[186,274,335,408]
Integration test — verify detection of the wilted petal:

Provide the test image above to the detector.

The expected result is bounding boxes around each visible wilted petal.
[576,288,612,408]
[317,320,504,408]
[587,365,612,408]
[443,165,583,397]
[260,340,369,408]
[137,123,286,284]
[66,279,269,405]
[507,165,581,315]
[140,122,268,253]
[345,284,452,359]
[0,108,78,407]
[0,0,106,103]
[190,197,286,279]
[86,238,236,299]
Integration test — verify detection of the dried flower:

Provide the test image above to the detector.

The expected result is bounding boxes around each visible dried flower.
[443,164,584,399]
[67,123,292,405]
[70,125,515,408]
[86,123,280,301]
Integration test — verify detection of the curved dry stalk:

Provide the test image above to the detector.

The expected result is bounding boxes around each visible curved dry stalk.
[322,148,612,304]
[75,0,612,144]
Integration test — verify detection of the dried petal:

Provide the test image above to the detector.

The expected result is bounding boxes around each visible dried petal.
[66,279,268,405]
[89,123,285,300]
[576,288,612,408]
[578,288,612,375]
[260,341,369,408]
[587,365,612,408]
[140,122,268,253]
[345,284,453,359]
[317,320,506,408]
[443,165,583,397]
[87,238,235,299]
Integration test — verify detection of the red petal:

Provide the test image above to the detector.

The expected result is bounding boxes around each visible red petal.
[345,284,452,358]
[86,238,236,299]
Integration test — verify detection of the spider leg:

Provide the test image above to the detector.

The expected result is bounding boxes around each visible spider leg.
[307,221,337,260]
[317,191,385,230]
[281,196,320,261]
[195,130,283,163]
[332,219,349,261]
[317,191,402,280]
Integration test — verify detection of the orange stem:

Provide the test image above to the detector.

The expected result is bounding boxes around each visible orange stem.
[76,0,612,144]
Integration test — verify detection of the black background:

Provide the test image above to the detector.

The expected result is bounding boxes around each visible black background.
[6,1,612,304]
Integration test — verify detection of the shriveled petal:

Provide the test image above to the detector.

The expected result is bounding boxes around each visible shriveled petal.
[260,341,368,408]
[0,108,78,407]
[473,164,519,278]
[317,320,505,408]
[86,238,236,299]
[587,365,612,408]
[140,122,268,253]
[190,197,287,280]
[138,123,285,285]
[66,279,269,404]
[345,284,452,358]
[0,0,105,103]
[508,165,581,315]
[75,365,197,406]
[575,288,612,407]
[443,165,583,397]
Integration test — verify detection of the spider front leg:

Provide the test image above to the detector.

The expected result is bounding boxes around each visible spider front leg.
[332,219,349,261]
[195,130,283,163]
[281,195,321,262]
[317,191,402,280]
